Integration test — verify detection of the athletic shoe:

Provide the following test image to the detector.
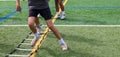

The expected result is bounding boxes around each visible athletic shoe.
[61,14,65,20]
[31,33,40,46]
[61,43,68,51]
[36,24,42,34]
[56,14,61,19]
[31,34,39,47]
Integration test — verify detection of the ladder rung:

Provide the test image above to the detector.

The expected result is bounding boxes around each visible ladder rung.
[20,43,31,45]
[15,48,32,51]
[39,32,44,34]
[29,32,44,37]
[7,54,29,57]
[29,34,34,36]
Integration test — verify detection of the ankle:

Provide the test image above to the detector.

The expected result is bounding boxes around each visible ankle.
[62,11,65,15]
[59,38,65,45]
[57,12,60,15]
[34,33,39,38]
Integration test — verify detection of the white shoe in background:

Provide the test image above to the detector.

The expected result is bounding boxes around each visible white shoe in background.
[61,15,65,20]
[56,14,61,19]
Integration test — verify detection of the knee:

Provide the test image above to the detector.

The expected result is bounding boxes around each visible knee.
[58,0,62,4]
[28,17,35,27]
[28,20,34,27]
[28,23,34,28]
[46,19,55,29]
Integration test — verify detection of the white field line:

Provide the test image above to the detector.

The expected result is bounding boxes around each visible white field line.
[0,25,120,27]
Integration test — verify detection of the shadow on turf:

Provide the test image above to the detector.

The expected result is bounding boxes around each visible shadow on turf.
[48,32,105,46]
[39,47,98,57]
[61,33,105,46]
[43,34,104,57]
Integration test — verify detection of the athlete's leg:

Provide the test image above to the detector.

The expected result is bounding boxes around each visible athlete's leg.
[41,7,68,50]
[58,0,64,11]
[35,17,42,34]
[28,17,37,34]
[55,0,59,12]
[28,9,40,46]
[55,0,60,18]
[58,0,65,19]
[46,19,62,39]
[35,17,39,26]
[46,19,67,50]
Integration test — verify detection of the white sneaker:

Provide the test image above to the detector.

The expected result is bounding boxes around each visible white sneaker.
[36,24,42,34]
[56,14,61,19]
[31,34,40,47]
[61,14,65,20]
[61,43,68,51]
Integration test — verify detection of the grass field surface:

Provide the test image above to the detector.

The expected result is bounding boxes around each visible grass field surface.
[0,26,120,57]
[0,0,120,57]
[0,0,120,25]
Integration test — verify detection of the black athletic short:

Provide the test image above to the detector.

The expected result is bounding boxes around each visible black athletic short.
[29,7,52,20]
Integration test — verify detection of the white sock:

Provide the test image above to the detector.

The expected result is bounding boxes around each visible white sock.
[34,33,39,39]
[59,38,65,45]
[57,12,60,15]
[62,11,65,15]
